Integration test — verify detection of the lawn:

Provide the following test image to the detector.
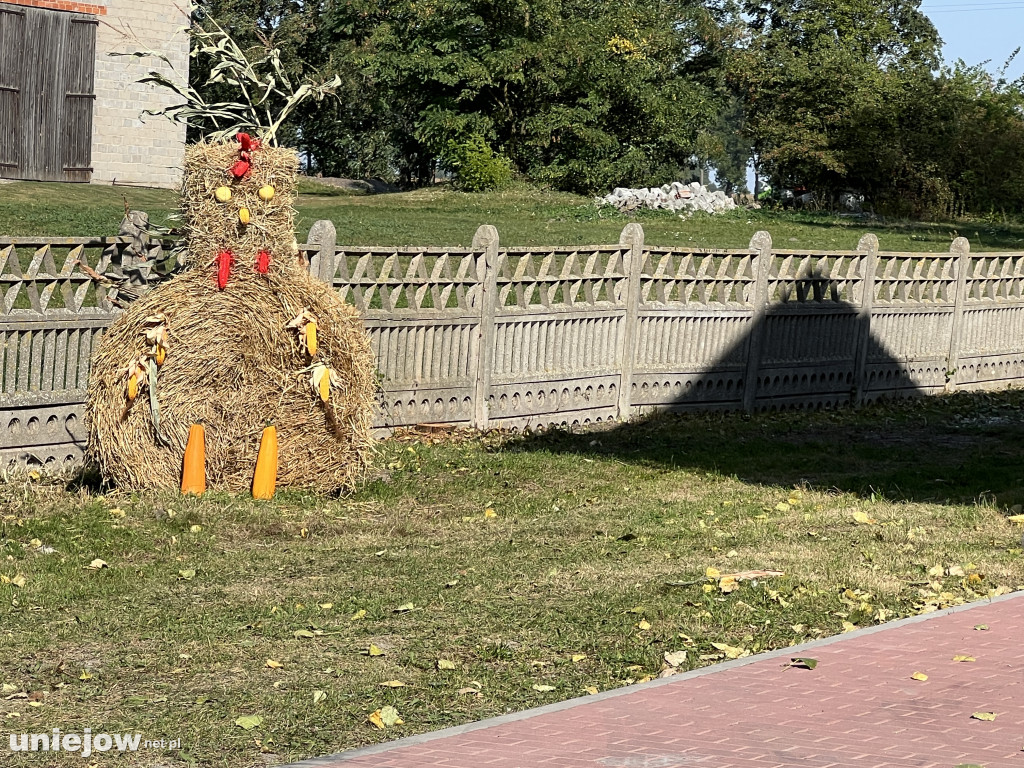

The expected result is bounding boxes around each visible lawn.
[3,179,1024,251]
[2,391,1023,767]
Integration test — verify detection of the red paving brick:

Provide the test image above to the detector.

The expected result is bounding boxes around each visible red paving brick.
[289,593,1024,768]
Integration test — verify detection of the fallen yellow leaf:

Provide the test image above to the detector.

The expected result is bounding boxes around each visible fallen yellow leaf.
[437,659,456,670]
[953,655,976,663]
[971,711,997,721]
[571,654,587,663]
[366,644,385,657]
[350,609,366,621]
[718,576,739,593]
[379,680,406,688]
[265,660,283,669]
[11,574,26,588]
[637,619,651,631]
[910,671,928,681]
[484,508,497,518]
[705,567,721,578]
[532,684,555,692]
[379,705,403,726]
[86,559,108,569]
[584,686,599,695]
[852,511,876,525]
[663,650,687,667]
[710,642,747,659]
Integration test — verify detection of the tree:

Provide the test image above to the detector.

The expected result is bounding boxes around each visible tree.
[190,0,736,191]
[727,0,940,201]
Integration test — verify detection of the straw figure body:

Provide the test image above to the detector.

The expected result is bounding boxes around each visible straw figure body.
[86,139,375,494]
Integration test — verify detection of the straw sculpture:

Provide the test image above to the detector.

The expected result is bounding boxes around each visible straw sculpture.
[86,138,375,494]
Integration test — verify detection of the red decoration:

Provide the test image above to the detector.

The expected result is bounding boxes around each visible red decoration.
[236,133,259,152]
[230,160,250,179]
[215,249,235,290]
[256,249,271,274]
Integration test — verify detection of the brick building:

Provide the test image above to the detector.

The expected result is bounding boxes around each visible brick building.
[0,0,189,188]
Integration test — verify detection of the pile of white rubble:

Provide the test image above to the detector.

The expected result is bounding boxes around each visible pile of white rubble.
[597,181,737,216]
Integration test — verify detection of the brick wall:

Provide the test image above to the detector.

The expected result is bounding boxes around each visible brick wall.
[90,0,188,188]
[0,0,106,14]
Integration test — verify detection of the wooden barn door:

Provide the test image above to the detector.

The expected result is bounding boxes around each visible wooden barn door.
[0,4,96,182]
[0,5,24,177]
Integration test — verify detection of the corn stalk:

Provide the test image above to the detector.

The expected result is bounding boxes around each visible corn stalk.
[113,18,340,145]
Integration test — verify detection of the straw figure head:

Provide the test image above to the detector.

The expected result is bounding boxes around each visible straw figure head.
[85,136,375,494]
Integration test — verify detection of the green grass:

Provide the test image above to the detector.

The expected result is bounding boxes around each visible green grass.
[3,180,1024,250]
[1,390,1023,766]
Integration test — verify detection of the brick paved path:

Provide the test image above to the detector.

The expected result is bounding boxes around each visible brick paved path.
[290,592,1024,768]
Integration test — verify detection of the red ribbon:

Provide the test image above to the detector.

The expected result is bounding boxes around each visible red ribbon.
[236,133,259,152]
[215,249,235,290]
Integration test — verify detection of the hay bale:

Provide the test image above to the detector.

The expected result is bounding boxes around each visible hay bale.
[179,141,300,274]
[86,140,375,493]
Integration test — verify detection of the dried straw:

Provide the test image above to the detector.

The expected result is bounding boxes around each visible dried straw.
[180,141,300,275]
[85,141,375,493]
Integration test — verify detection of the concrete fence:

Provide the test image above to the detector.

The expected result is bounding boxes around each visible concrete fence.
[3,221,1024,472]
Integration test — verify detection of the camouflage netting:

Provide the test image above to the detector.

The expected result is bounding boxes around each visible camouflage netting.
[86,140,375,494]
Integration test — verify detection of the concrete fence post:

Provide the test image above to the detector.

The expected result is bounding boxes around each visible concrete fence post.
[853,233,878,405]
[472,225,500,430]
[616,223,644,421]
[946,236,971,391]
[742,231,773,413]
[308,219,337,284]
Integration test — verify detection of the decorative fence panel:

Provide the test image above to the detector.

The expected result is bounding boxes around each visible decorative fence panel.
[630,234,760,413]
[4,222,1024,473]
[1,235,171,470]
[329,241,486,428]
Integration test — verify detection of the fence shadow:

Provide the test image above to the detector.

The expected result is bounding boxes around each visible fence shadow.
[508,270,1024,509]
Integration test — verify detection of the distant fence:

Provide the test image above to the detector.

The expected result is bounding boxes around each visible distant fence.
[3,220,1024,471]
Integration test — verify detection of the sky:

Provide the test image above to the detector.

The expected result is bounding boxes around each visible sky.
[921,0,1024,81]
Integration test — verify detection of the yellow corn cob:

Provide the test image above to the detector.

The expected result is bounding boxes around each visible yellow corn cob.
[306,321,318,356]
[318,371,330,402]
[155,346,166,366]
[239,207,251,225]
[127,372,139,401]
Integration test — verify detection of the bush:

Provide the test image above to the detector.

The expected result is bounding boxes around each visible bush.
[441,135,513,192]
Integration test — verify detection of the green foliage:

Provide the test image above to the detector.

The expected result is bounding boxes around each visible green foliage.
[441,135,514,192]
[176,0,1024,214]
[727,0,1024,217]
[191,0,730,192]
[729,0,940,197]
